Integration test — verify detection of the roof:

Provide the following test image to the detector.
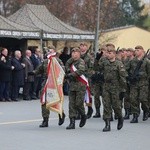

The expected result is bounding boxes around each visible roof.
[0,15,40,39]
[101,25,135,33]
[8,4,94,40]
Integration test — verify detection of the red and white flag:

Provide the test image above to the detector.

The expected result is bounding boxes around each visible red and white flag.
[41,53,65,116]
[71,65,92,104]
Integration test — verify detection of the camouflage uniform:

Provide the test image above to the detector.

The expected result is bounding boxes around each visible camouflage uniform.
[99,59,127,120]
[91,56,107,117]
[120,57,131,119]
[127,57,150,121]
[65,58,86,118]
[81,52,94,118]
[35,56,65,126]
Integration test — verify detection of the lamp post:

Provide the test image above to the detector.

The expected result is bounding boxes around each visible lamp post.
[95,0,101,55]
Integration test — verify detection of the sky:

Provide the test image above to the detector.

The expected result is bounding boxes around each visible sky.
[144,0,150,3]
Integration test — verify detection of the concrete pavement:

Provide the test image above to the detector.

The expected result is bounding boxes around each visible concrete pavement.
[0,96,150,150]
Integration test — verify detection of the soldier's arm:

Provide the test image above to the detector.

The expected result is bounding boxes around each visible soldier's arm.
[34,61,44,75]
[57,57,65,72]
[118,62,127,89]
[98,58,104,72]
[73,60,85,77]
[87,54,94,77]
[65,58,74,73]
[146,59,150,79]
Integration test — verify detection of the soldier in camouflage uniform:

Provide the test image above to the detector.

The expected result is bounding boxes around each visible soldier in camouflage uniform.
[80,42,94,119]
[91,45,107,118]
[65,47,87,129]
[127,45,150,123]
[123,48,135,119]
[99,45,127,132]
[118,48,131,119]
[35,46,66,128]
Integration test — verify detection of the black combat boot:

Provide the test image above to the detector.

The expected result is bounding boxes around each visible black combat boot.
[143,111,149,121]
[79,115,87,127]
[103,119,111,132]
[130,114,138,123]
[86,106,93,119]
[124,109,130,120]
[58,112,66,126]
[93,108,101,118]
[66,118,75,130]
[75,112,81,120]
[117,117,124,130]
[39,117,49,127]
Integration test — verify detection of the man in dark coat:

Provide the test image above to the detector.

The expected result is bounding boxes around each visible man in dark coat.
[30,48,42,98]
[11,50,25,101]
[22,50,35,100]
[0,48,14,101]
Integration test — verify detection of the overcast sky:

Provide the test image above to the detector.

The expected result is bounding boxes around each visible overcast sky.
[144,0,150,3]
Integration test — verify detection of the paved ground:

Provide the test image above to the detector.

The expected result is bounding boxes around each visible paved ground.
[0,96,150,150]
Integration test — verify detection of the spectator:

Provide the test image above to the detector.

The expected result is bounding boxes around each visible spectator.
[30,48,43,98]
[0,48,14,102]
[11,50,25,101]
[22,50,35,100]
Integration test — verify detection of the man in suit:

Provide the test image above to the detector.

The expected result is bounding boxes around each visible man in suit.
[0,48,14,101]
[30,48,42,98]
[11,50,25,101]
[22,50,35,100]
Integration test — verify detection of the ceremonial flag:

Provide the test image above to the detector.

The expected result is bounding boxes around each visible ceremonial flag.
[41,53,65,116]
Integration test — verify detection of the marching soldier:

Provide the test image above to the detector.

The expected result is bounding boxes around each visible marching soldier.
[91,45,107,118]
[127,46,150,123]
[35,46,66,128]
[80,42,94,119]
[65,47,87,129]
[99,45,127,132]
[123,48,135,119]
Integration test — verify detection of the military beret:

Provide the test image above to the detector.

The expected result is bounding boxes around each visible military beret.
[107,46,116,52]
[80,42,88,46]
[48,45,56,50]
[71,47,81,53]
[106,43,115,49]
[135,45,144,50]
[127,48,134,52]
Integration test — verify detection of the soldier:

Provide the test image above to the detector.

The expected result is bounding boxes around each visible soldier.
[99,46,127,132]
[80,42,94,119]
[123,48,135,119]
[91,45,107,118]
[118,48,130,119]
[127,45,150,123]
[35,46,66,128]
[65,47,87,129]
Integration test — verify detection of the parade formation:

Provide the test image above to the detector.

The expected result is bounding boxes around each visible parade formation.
[0,43,150,133]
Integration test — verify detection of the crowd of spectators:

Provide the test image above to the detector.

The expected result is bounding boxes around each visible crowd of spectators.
[0,46,70,102]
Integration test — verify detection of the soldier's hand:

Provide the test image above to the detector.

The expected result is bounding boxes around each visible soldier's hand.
[95,51,103,60]
[65,73,74,80]
[119,92,125,101]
